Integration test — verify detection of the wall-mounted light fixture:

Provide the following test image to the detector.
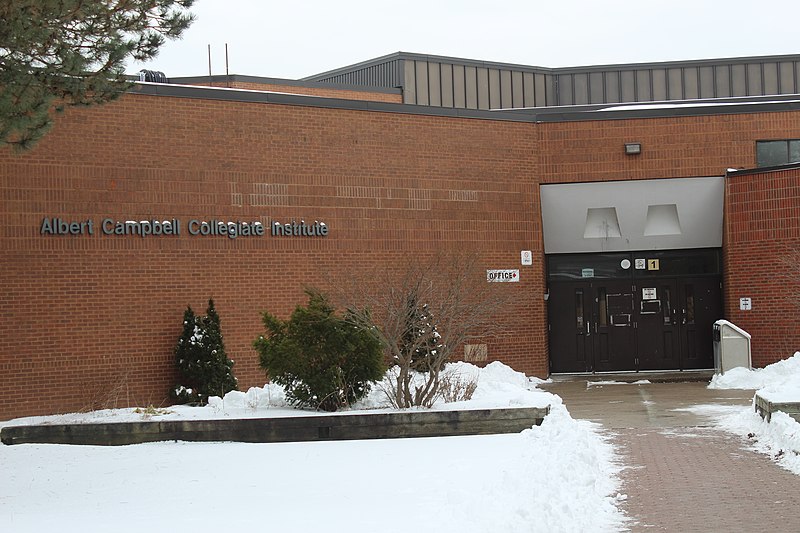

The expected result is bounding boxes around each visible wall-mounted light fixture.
[624,142,642,155]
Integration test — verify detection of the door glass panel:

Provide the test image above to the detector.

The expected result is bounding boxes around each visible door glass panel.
[685,285,695,324]
[607,293,632,327]
[641,300,661,314]
[598,288,608,327]
[663,286,672,325]
[575,289,584,329]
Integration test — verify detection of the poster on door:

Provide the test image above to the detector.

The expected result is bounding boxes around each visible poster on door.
[642,288,657,300]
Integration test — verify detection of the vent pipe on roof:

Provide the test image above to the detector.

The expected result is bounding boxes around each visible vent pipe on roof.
[138,70,168,83]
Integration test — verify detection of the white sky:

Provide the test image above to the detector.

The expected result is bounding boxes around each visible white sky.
[129,0,800,80]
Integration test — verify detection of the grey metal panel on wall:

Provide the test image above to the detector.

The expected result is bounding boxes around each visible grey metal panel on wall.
[453,64,466,108]
[501,70,513,108]
[620,71,635,102]
[668,68,683,100]
[684,68,698,99]
[306,58,402,88]
[780,62,796,93]
[512,71,524,108]
[558,73,573,105]
[764,62,778,95]
[605,72,620,103]
[404,60,416,103]
[747,63,762,95]
[636,70,651,101]
[796,62,800,94]
[489,69,501,108]
[428,62,442,107]
[415,61,430,105]
[573,73,589,105]
[589,72,604,104]
[465,66,478,109]
[441,63,454,107]
[477,68,490,109]
[652,69,666,101]
[540,177,724,254]
[523,72,535,107]
[731,64,747,96]
[715,65,730,97]
[699,66,714,98]
[538,74,550,107]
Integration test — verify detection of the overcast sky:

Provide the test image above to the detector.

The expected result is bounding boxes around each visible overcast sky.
[129,0,800,80]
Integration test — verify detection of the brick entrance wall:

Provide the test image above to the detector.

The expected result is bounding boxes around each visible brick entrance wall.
[724,166,800,367]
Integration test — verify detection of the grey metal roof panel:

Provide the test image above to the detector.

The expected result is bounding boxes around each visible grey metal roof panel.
[304,51,800,80]
[300,52,406,81]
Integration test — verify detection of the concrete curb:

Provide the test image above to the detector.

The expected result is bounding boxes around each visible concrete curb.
[0,406,549,446]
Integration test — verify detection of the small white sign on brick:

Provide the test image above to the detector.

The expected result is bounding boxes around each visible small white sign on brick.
[487,269,519,282]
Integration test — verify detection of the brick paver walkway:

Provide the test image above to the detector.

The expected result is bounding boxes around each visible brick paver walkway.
[543,379,800,532]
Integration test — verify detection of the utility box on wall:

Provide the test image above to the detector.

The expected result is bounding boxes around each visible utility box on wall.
[713,320,752,374]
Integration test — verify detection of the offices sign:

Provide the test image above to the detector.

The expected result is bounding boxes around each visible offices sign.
[486,269,519,282]
[39,217,329,239]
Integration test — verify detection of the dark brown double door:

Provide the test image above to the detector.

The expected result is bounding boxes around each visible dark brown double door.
[548,277,721,373]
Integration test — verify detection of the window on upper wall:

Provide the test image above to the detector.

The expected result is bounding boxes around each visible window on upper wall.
[756,139,800,167]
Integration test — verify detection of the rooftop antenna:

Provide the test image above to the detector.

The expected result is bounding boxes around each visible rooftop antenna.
[225,43,230,87]
[207,44,212,84]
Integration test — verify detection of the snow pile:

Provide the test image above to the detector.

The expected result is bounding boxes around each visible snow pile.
[467,404,627,532]
[709,351,800,391]
[685,404,800,476]
[352,361,555,411]
[206,382,287,410]
[0,361,627,532]
[697,351,800,477]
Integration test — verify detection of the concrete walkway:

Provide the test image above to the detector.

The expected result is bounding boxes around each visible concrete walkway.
[542,378,800,532]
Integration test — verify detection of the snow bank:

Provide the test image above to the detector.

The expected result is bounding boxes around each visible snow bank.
[709,351,800,392]
[685,404,800,476]
[694,352,800,477]
[0,361,627,532]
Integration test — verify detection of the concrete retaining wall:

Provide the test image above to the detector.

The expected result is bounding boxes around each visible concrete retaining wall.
[1,406,549,446]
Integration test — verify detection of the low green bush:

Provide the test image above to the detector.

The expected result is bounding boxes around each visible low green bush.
[254,290,384,412]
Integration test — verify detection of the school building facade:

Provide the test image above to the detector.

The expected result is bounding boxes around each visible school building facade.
[3,52,800,419]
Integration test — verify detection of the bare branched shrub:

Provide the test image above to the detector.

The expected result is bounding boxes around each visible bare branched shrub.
[80,371,131,412]
[331,253,508,408]
[436,372,479,403]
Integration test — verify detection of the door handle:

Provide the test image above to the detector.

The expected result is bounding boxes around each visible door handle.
[586,322,591,336]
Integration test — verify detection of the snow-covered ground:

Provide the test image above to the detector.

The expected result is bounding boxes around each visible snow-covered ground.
[697,352,800,475]
[0,362,628,533]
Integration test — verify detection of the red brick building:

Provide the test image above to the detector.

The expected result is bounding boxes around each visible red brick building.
[3,52,800,419]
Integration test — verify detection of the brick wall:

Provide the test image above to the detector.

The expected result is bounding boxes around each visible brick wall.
[0,92,542,419]
[724,167,800,367]
[4,87,800,419]
[539,112,800,182]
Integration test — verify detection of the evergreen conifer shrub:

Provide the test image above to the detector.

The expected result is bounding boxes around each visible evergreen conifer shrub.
[172,299,237,404]
[254,290,385,412]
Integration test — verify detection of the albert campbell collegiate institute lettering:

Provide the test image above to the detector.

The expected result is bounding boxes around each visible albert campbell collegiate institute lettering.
[40,217,328,238]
